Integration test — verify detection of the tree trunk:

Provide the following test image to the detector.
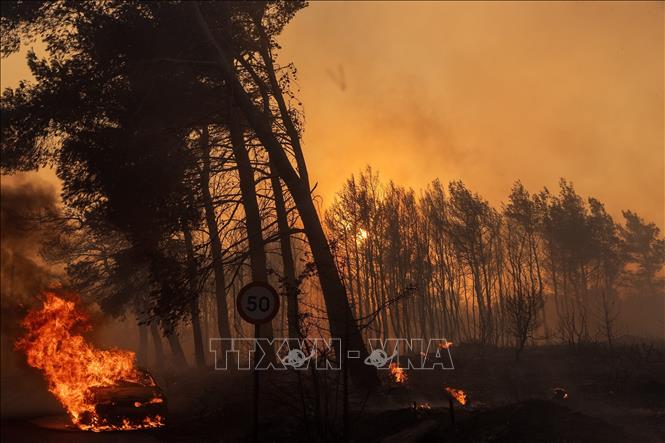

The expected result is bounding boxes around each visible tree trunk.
[282,183,379,388]
[229,111,274,340]
[269,159,300,339]
[183,223,206,367]
[198,126,232,342]
[166,331,188,368]
[137,324,148,367]
[191,3,378,388]
[150,322,165,366]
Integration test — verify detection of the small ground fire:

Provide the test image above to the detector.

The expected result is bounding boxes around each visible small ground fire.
[389,362,408,384]
[16,292,166,431]
[445,387,467,406]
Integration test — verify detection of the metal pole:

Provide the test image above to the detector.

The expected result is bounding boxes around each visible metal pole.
[343,302,349,442]
[253,323,260,443]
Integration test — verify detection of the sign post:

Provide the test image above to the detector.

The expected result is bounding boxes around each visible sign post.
[236,282,280,443]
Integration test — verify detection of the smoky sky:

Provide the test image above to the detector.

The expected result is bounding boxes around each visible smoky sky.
[278,1,664,227]
[1,2,663,228]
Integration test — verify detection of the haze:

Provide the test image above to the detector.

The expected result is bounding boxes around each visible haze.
[2,1,663,227]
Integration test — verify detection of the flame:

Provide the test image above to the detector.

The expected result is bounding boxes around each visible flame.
[413,402,431,410]
[445,387,467,405]
[439,341,453,349]
[16,293,165,431]
[389,362,408,384]
[356,228,369,243]
[134,397,164,408]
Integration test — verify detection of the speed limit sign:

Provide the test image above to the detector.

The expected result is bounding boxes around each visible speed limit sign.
[236,282,280,325]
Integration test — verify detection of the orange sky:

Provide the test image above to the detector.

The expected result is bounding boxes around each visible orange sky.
[1,1,663,227]
[279,1,664,227]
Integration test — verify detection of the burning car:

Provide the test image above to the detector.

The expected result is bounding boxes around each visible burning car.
[16,293,167,431]
[79,368,167,431]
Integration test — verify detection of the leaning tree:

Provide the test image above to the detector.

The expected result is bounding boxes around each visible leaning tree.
[1,0,378,387]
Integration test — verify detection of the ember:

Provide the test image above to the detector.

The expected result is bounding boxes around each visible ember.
[389,362,408,384]
[16,293,166,431]
[412,402,432,411]
[445,387,467,405]
[552,387,569,400]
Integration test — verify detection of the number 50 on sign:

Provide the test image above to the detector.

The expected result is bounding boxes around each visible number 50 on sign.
[236,282,280,325]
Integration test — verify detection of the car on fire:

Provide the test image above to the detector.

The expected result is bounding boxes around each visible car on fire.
[80,368,167,430]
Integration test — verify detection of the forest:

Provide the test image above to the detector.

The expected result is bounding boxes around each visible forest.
[0,2,663,443]
[325,169,664,353]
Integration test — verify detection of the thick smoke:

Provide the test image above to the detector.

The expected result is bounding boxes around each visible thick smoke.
[1,174,61,322]
[0,173,65,416]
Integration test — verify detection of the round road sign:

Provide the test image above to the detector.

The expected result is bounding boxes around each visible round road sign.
[236,282,280,325]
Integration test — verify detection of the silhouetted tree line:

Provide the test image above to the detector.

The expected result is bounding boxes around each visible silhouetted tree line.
[325,167,664,358]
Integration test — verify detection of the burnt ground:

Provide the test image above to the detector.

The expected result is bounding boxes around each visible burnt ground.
[2,343,664,442]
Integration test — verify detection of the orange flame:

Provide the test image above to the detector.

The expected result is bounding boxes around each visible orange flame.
[445,387,467,405]
[16,293,165,431]
[439,341,453,349]
[389,362,408,384]
[413,402,431,410]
